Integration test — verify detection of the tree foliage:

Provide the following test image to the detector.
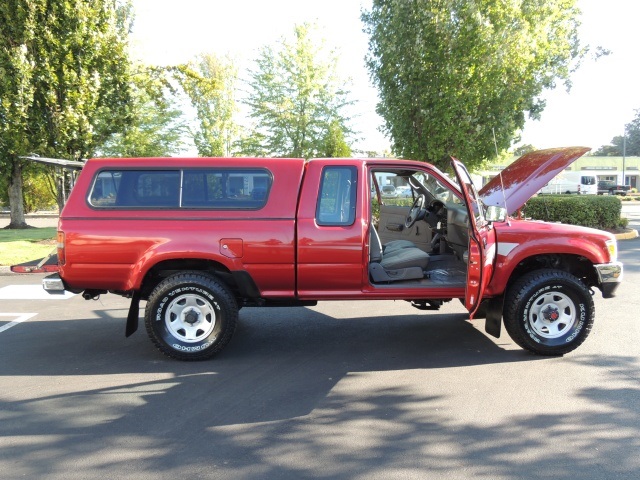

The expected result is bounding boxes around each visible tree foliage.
[593,108,640,156]
[362,0,585,170]
[98,66,187,157]
[512,144,537,156]
[0,0,132,226]
[21,165,57,213]
[240,23,353,159]
[174,54,238,157]
[321,120,352,157]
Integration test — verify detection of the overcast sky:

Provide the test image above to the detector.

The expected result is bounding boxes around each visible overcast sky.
[129,0,640,155]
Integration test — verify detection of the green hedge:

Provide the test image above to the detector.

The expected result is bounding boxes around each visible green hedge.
[371,197,413,222]
[524,195,623,230]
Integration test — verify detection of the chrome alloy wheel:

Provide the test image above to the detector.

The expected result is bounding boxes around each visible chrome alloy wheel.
[528,291,577,339]
[165,293,217,343]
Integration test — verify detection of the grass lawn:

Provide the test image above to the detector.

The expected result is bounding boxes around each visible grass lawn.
[0,227,57,266]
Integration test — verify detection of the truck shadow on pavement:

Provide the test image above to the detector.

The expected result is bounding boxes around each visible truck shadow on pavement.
[1,306,639,479]
[1,306,538,422]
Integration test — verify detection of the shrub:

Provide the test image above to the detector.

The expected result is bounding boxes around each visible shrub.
[524,195,622,230]
[371,197,413,225]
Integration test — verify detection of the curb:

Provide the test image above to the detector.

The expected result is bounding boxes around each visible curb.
[614,228,639,241]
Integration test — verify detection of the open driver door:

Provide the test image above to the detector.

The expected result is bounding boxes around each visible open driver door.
[450,158,496,319]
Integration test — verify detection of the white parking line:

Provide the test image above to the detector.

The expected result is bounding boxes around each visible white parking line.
[0,284,75,300]
[0,313,37,333]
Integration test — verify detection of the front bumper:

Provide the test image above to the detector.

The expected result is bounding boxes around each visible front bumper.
[594,261,623,298]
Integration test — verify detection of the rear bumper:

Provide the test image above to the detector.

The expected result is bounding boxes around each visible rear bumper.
[595,261,623,298]
[42,273,67,294]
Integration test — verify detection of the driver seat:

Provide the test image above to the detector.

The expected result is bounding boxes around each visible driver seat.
[369,226,429,282]
[383,239,417,254]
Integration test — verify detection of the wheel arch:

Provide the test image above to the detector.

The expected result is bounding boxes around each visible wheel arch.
[136,258,260,302]
[495,253,599,297]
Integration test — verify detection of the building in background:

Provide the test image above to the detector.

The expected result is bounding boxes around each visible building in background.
[477,156,639,191]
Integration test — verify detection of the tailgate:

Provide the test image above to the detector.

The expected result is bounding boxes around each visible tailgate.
[10,253,59,273]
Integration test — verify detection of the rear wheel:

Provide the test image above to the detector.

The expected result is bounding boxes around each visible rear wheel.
[144,272,238,360]
[503,269,594,356]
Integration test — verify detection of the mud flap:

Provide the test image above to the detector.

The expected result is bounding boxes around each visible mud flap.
[125,291,141,337]
[484,296,504,338]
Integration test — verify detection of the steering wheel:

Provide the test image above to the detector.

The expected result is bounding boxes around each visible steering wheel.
[405,194,427,228]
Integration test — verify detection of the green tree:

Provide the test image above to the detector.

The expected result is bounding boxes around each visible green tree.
[22,165,57,213]
[1,1,37,227]
[98,66,187,157]
[362,0,584,170]
[0,0,132,227]
[241,23,353,158]
[512,144,537,156]
[593,108,640,156]
[321,120,352,157]
[174,54,238,157]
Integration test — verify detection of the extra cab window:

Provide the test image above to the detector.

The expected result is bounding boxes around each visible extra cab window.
[316,166,357,226]
[89,168,272,209]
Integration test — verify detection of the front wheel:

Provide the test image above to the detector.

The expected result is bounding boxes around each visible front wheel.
[503,269,594,356]
[144,272,238,360]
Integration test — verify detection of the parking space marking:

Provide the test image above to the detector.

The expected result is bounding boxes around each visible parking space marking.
[0,285,75,300]
[0,313,37,334]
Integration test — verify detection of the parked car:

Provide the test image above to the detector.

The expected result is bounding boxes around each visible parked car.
[539,171,598,195]
[395,185,412,198]
[381,184,398,198]
[597,180,629,196]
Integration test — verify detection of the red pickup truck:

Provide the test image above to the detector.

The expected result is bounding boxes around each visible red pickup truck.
[27,147,622,360]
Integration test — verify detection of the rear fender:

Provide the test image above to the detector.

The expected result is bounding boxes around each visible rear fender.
[130,251,240,291]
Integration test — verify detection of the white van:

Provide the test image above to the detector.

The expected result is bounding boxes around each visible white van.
[539,171,597,195]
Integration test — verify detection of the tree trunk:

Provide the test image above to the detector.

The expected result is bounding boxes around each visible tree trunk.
[56,173,65,213]
[6,157,29,229]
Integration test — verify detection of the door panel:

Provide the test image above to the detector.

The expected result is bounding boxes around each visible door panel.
[378,204,433,252]
[450,158,497,316]
[296,163,365,297]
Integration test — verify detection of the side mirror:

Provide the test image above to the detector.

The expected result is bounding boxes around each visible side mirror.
[485,205,507,222]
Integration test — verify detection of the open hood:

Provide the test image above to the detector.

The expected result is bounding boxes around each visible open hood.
[479,147,591,213]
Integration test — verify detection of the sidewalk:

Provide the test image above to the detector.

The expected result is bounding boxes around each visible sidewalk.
[0,213,59,229]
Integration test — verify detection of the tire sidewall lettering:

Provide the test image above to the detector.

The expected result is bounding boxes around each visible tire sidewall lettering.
[172,339,215,352]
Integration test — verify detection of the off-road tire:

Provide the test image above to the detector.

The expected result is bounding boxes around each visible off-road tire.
[503,269,594,356]
[144,272,238,361]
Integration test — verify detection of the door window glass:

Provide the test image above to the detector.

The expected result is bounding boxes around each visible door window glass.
[316,166,357,226]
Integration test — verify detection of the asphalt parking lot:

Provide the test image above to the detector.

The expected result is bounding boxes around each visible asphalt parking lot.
[0,209,639,479]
